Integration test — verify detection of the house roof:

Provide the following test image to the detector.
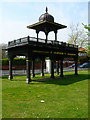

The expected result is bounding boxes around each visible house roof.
[78,47,87,53]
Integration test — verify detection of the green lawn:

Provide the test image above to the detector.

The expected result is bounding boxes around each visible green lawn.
[2,70,88,118]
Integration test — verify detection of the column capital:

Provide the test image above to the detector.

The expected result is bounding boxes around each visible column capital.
[26,59,30,62]
[50,57,55,62]
[54,30,57,34]
[36,30,39,34]
[26,55,31,60]
[60,58,64,61]
[8,56,14,61]
[74,57,78,61]
[31,56,35,61]
[27,35,30,38]
[45,31,49,35]
[40,57,45,61]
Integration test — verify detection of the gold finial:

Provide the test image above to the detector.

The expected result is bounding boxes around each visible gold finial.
[46,7,48,13]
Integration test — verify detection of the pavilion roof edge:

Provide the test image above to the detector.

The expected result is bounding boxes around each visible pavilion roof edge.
[27,21,67,29]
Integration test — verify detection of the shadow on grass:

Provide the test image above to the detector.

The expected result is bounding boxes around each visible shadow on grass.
[32,74,88,85]
[2,76,26,81]
[2,73,88,85]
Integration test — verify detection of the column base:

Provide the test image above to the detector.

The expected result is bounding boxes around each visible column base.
[74,73,78,76]
[41,73,44,76]
[8,75,13,80]
[26,78,31,84]
[60,75,64,78]
[32,74,35,78]
[50,75,55,79]
[56,72,59,75]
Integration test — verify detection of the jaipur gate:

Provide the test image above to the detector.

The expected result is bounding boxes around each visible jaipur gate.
[7,7,78,84]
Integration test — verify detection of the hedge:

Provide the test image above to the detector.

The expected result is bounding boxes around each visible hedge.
[1,57,41,66]
[1,58,9,66]
[0,58,26,66]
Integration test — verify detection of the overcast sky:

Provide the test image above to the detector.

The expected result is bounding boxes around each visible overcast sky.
[0,0,88,44]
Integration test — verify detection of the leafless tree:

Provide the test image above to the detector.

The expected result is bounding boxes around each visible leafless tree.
[68,23,88,48]
[0,43,8,59]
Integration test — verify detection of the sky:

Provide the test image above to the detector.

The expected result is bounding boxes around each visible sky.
[0,0,88,44]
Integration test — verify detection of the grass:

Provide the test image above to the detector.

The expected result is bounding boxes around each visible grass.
[2,70,88,118]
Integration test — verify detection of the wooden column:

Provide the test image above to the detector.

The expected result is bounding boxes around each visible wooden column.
[36,30,39,42]
[60,58,64,78]
[75,57,78,75]
[50,60,54,79]
[56,60,59,75]
[8,57,13,80]
[32,59,35,77]
[45,32,48,43]
[41,60,44,76]
[27,36,29,43]
[26,56,31,83]
[54,30,57,41]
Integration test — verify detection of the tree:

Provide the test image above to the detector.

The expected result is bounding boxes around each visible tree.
[82,23,90,57]
[82,23,90,36]
[0,43,8,59]
[68,23,88,48]
[82,23,90,30]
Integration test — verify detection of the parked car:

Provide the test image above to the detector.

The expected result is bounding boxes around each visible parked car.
[69,64,75,68]
[69,63,80,68]
[79,63,90,68]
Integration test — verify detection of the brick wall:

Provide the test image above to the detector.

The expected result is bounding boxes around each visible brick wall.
[2,63,46,70]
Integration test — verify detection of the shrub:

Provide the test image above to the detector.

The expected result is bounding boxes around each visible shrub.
[1,57,41,66]
[12,58,26,66]
[1,58,9,65]
[1,58,26,66]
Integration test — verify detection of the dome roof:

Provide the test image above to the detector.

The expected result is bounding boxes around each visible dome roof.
[39,7,54,22]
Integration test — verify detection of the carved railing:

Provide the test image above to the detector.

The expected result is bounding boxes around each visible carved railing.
[8,36,78,48]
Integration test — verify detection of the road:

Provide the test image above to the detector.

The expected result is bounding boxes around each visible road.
[1,67,88,77]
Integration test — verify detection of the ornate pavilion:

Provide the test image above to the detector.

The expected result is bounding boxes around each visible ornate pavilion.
[7,7,78,83]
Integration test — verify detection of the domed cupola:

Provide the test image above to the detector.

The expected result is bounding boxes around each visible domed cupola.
[39,7,54,22]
